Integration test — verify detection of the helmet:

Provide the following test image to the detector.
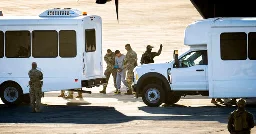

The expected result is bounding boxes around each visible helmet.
[237,98,246,107]
[146,45,154,49]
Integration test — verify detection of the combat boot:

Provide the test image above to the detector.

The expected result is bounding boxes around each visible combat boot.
[35,108,41,113]
[114,89,121,94]
[65,94,73,99]
[124,90,132,95]
[99,86,106,94]
[76,91,83,98]
[58,93,65,97]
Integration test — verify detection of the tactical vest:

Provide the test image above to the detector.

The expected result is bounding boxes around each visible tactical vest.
[142,52,154,64]
[233,110,248,131]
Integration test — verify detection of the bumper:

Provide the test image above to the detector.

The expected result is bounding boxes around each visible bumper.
[81,78,106,88]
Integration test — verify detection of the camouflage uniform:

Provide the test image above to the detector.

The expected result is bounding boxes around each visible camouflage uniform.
[140,45,162,64]
[123,48,137,93]
[28,67,43,112]
[102,52,117,92]
[227,99,255,134]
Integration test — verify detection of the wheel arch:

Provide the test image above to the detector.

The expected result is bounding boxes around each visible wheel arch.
[0,80,23,95]
[137,72,171,95]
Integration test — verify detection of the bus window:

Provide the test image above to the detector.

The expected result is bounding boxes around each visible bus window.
[59,30,77,57]
[5,31,31,58]
[0,31,3,58]
[32,30,58,58]
[220,32,247,60]
[85,29,96,52]
[248,32,256,60]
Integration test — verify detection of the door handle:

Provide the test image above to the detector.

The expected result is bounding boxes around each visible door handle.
[196,69,204,71]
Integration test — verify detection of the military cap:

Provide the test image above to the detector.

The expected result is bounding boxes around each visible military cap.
[147,45,154,49]
[237,98,246,107]
[107,49,112,53]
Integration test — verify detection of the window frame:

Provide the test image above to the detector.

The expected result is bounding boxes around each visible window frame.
[5,30,31,58]
[220,32,247,60]
[178,50,208,68]
[85,29,96,52]
[248,32,256,60]
[0,31,4,58]
[32,30,58,58]
[59,30,77,58]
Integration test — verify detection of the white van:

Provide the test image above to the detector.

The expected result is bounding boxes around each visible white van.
[0,8,106,105]
[132,17,256,107]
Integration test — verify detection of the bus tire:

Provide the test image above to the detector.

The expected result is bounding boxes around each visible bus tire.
[142,84,165,107]
[0,82,23,106]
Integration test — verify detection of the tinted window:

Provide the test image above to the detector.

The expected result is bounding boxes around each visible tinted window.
[59,30,77,57]
[179,50,207,68]
[32,30,58,58]
[220,32,247,60]
[5,31,31,58]
[248,32,256,60]
[0,31,3,58]
[85,29,96,52]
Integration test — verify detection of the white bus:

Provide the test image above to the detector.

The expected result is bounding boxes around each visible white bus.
[133,17,256,107]
[0,8,106,105]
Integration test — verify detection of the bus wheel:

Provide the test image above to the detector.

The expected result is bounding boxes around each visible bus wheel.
[142,84,165,107]
[0,83,23,106]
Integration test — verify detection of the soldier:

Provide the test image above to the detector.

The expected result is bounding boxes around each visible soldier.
[123,44,137,95]
[140,44,163,64]
[28,62,43,113]
[227,98,255,134]
[99,49,117,94]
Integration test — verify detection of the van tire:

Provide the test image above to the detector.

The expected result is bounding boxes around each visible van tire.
[0,83,23,106]
[165,94,181,105]
[142,84,165,107]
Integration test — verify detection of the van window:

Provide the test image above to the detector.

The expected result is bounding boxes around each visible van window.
[220,32,247,60]
[248,32,256,60]
[59,30,77,57]
[179,50,207,68]
[85,29,96,52]
[5,31,31,58]
[32,30,58,58]
[0,31,3,58]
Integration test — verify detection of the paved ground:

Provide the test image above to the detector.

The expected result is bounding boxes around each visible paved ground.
[0,91,256,134]
[0,0,256,133]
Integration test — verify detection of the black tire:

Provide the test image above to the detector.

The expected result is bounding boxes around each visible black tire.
[22,94,30,104]
[0,83,23,106]
[165,94,181,105]
[142,84,165,107]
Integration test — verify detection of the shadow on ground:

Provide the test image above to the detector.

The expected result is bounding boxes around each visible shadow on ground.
[1,103,255,124]
[0,104,132,124]
[137,105,256,123]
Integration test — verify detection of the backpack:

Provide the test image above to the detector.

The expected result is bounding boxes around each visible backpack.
[233,110,248,131]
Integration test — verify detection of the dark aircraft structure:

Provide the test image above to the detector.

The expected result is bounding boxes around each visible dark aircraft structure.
[190,0,256,19]
[96,0,256,21]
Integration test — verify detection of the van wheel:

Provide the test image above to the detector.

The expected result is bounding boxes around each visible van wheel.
[142,84,165,107]
[165,93,181,105]
[0,83,23,106]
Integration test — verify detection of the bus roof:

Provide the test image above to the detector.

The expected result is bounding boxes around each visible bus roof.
[185,17,256,46]
[0,8,101,26]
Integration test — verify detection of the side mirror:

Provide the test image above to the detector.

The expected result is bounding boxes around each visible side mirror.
[173,50,179,68]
